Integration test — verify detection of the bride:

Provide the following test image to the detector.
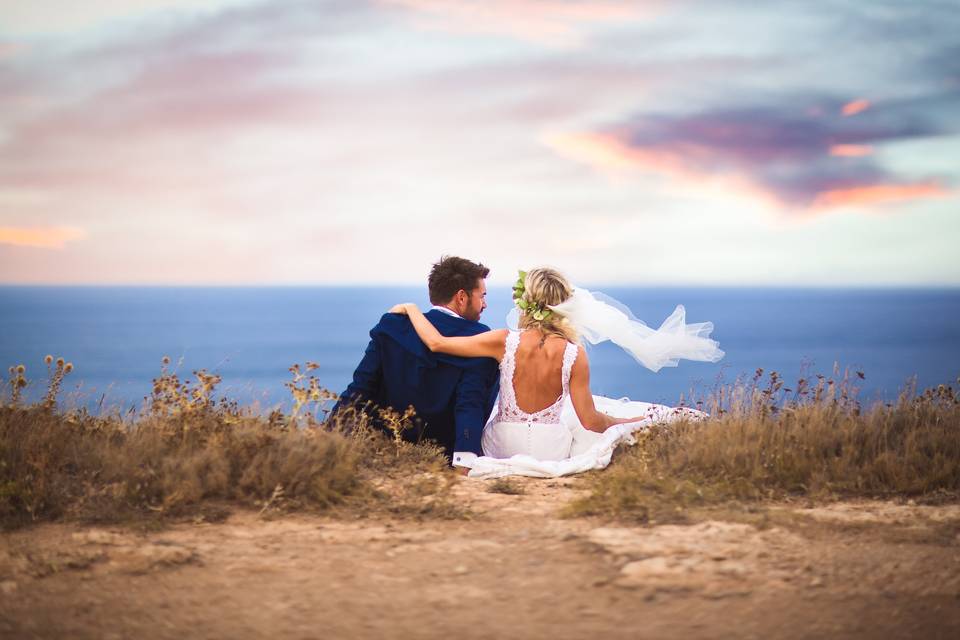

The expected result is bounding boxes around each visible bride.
[390,267,724,478]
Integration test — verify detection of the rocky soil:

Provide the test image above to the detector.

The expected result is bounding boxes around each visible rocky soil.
[2,477,959,639]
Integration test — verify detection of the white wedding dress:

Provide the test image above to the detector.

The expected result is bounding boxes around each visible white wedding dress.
[468,330,707,479]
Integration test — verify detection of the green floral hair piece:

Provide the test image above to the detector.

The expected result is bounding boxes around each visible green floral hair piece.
[512,269,552,322]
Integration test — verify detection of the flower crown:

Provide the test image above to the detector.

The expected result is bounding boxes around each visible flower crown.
[512,270,553,322]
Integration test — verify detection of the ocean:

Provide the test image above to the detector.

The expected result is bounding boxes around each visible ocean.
[1,286,958,412]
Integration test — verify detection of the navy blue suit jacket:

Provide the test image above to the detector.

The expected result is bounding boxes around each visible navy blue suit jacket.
[330,310,499,458]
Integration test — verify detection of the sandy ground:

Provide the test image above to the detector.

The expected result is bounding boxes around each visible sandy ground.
[1,478,959,640]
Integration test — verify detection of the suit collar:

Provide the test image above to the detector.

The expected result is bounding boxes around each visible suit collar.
[430,305,461,319]
[424,308,488,331]
[375,310,490,367]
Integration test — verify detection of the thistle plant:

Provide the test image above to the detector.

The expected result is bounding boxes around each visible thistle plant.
[149,356,187,414]
[377,404,417,455]
[6,364,27,405]
[285,361,339,426]
[42,355,73,411]
[148,355,225,416]
[190,370,222,408]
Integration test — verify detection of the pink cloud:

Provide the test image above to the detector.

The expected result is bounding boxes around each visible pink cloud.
[538,96,953,215]
[543,127,948,214]
[811,182,947,209]
[541,131,646,173]
[0,43,22,59]
[542,130,782,207]
[829,144,873,157]
[0,44,338,201]
[26,49,311,137]
[841,99,871,116]
[382,0,656,46]
[0,226,86,249]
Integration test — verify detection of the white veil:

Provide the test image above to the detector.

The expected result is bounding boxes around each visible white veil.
[508,287,724,373]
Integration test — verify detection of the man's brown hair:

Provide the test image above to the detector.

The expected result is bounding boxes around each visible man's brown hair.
[428,256,490,305]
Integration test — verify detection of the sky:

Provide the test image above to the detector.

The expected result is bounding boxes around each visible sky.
[0,0,958,286]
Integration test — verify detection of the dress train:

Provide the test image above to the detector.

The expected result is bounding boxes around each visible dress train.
[468,395,706,479]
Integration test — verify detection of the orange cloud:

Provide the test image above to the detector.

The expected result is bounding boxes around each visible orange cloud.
[543,130,728,178]
[812,183,947,209]
[841,99,871,116]
[542,130,782,208]
[383,0,651,46]
[541,131,645,172]
[544,130,950,215]
[0,226,86,249]
[830,144,873,157]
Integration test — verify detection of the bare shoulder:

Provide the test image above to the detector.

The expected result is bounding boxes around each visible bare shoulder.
[573,343,588,363]
[570,344,590,373]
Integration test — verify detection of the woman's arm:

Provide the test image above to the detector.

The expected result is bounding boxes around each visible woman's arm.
[389,303,508,361]
[568,346,648,433]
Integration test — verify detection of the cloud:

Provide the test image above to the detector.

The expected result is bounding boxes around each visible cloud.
[542,131,639,173]
[0,0,260,36]
[381,0,657,46]
[0,226,86,248]
[0,0,691,207]
[811,183,947,209]
[0,0,387,199]
[0,43,22,59]
[544,98,952,213]
[1,0,958,285]
[841,98,871,116]
[829,144,873,157]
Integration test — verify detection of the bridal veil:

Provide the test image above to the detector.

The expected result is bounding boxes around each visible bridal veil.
[509,286,724,372]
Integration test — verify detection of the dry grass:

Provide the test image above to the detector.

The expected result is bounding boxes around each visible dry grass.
[0,358,455,530]
[5,357,958,530]
[568,370,960,523]
[488,478,526,495]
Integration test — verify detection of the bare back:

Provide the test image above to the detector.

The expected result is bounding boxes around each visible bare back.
[512,331,571,413]
[491,330,579,426]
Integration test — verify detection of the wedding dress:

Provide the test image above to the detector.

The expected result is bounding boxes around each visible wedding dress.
[479,330,580,462]
[469,330,708,479]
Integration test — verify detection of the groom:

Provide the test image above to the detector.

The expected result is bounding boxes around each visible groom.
[329,256,499,468]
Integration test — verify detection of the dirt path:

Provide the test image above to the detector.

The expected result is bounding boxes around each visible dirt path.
[2,478,959,639]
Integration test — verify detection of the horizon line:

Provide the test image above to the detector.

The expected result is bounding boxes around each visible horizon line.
[2,282,959,290]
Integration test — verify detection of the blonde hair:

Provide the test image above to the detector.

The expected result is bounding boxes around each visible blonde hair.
[516,267,580,344]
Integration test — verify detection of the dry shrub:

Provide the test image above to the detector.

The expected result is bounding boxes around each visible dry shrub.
[0,359,454,529]
[327,404,467,519]
[0,408,369,527]
[0,406,99,523]
[570,372,960,522]
[488,478,526,495]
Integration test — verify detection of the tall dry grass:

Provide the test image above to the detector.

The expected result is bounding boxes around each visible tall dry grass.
[569,369,960,522]
[4,357,957,529]
[0,357,453,529]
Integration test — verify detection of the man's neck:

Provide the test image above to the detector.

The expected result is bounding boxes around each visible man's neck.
[431,304,462,319]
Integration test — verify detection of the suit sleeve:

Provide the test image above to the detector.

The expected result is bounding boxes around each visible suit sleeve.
[453,359,497,456]
[331,336,383,415]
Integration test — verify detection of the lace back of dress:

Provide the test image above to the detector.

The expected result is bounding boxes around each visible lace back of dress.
[495,331,578,425]
[560,340,578,393]
[496,331,521,415]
